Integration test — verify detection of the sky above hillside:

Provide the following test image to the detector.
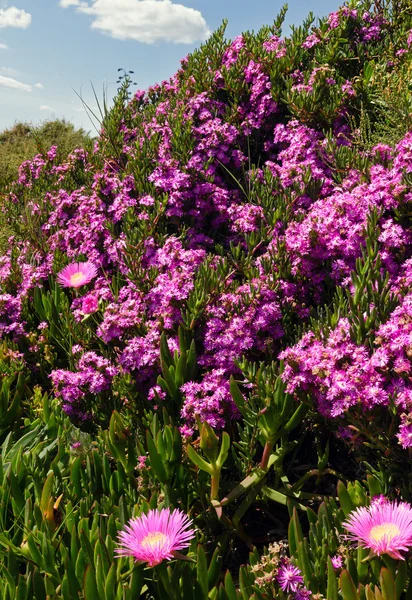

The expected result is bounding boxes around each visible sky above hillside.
[0,0,341,133]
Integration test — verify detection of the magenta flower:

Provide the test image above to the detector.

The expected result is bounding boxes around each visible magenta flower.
[295,588,312,599]
[81,294,99,314]
[57,261,98,288]
[343,500,412,560]
[331,555,343,569]
[277,563,304,592]
[115,508,196,567]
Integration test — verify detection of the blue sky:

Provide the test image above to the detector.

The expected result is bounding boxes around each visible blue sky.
[0,0,341,133]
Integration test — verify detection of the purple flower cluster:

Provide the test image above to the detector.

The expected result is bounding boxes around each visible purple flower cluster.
[280,292,412,447]
[1,4,411,436]
[51,351,118,420]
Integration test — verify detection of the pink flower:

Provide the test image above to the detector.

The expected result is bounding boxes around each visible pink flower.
[331,555,343,569]
[137,455,147,469]
[398,422,412,448]
[115,508,196,567]
[277,563,304,592]
[295,588,312,599]
[81,294,99,315]
[343,500,412,560]
[57,261,98,288]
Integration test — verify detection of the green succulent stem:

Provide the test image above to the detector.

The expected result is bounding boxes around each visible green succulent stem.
[211,468,221,501]
[260,440,274,470]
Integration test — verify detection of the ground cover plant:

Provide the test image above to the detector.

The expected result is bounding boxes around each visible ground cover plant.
[0,119,92,252]
[1,0,412,598]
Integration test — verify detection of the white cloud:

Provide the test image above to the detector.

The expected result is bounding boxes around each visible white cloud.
[0,7,31,29]
[0,74,31,91]
[62,0,210,44]
[0,66,18,75]
[0,41,8,49]
[40,105,54,111]
[60,0,88,7]
[34,82,44,89]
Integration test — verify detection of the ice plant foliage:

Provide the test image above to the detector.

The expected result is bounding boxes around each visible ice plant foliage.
[56,261,98,288]
[1,2,412,596]
[343,499,412,560]
[115,508,195,567]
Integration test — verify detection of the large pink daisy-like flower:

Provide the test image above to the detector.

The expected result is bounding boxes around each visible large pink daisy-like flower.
[57,261,98,288]
[115,508,196,567]
[343,499,412,560]
[277,563,304,592]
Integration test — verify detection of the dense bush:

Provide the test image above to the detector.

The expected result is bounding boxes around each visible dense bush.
[0,1,412,598]
[0,119,92,187]
[0,120,92,251]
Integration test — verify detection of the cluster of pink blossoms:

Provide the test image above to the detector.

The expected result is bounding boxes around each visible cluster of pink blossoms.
[0,5,411,436]
[280,292,412,448]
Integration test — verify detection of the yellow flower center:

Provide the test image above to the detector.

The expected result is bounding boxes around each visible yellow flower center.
[141,532,167,549]
[70,272,85,286]
[369,523,400,543]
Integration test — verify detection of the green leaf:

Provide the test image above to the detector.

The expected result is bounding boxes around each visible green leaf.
[160,332,174,368]
[395,560,407,600]
[146,430,168,483]
[292,508,304,546]
[79,529,95,572]
[199,422,219,465]
[108,413,126,467]
[221,469,265,505]
[297,540,312,590]
[327,556,339,600]
[337,481,355,517]
[356,546,370,582]
[282,402,309,433]
[65,556,82,598]
[366,475,382,499]
[3,373,24,427]
[26,533,44,569]
[340,570,360,600]
[16,575,28,600]
[84,564,101,600]
[186,340,197,381]
[207,547,222,590]
[365,584,376,600]
[32,567,46,600]
[104,563,116,600]
[187,444,213,475]
[41,533,59,579]
[70,458,83,498]
[263,486,299,507]
[95,537,111,580]
[405,572,412,600]
[75,548,87,584]
[95,555,105,600]
[197,545,208,599]
[129,565,144,597]
[216,432,230,468]
[380,568,396,600]
[229,377,246,416]
[40,472,54,517]
[9,471,24,514]
[159,361,179,400]
[175,350,188,389]
[224,570,237,600]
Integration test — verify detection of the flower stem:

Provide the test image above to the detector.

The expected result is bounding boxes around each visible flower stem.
[260,440,274,470]
[211,469,221,501]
